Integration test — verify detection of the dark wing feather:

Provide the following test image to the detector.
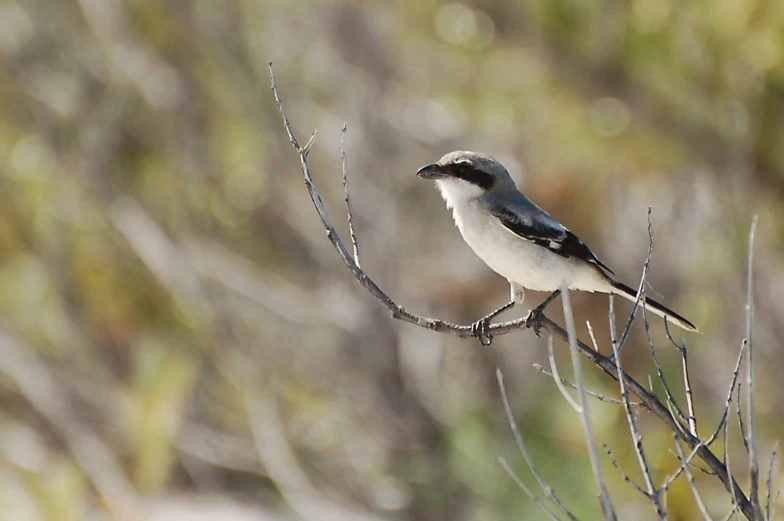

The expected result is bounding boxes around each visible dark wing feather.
[491,206,615,276]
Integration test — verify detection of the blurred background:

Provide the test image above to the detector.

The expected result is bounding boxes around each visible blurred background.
[1,0,783,519]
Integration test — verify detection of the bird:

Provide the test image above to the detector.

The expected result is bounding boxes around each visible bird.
[416,150,697,344]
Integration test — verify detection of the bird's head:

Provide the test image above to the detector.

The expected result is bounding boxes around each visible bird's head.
[416,151,515,208]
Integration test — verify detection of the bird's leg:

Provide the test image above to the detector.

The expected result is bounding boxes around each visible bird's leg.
[471,284,524,346]
[525,289,561,336]
[472,301,515,345]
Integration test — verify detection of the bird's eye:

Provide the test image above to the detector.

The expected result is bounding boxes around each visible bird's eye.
[452,164,473,176]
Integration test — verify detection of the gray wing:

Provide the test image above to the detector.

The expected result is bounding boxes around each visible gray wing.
[482,193,614,276]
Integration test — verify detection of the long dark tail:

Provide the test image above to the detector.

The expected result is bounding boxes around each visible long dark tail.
[610,281,698,332]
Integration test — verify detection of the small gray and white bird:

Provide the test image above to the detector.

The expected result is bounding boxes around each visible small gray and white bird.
[416,151,697,339]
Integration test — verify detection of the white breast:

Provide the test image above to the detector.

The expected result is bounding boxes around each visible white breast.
[450,202,610,293]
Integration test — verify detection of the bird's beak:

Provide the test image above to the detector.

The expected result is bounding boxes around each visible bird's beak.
[416,163,448,180]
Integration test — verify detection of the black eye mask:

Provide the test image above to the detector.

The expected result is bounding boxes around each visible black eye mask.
[447,163,495,190]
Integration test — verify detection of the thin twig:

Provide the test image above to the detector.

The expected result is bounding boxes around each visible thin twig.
[498,457,566,521]
[548,337,582,412]
[609,294,617,348]
[586,321,600,352]
[766,442,778,521]
[662,441,706,491]
[725,419,743,521]
[673,436,714,521]
[497,369,579,521]
[341,123,361,268]
[562,287,617,520]
[603,444,649,497]
[269,63,756,519]
[704,340,745,447]
[737,384,749,454]
[745,216,762,519]
[637,213,689,429]
[533,364,634,406]
[662,306,698,438]
[680,342,698,437]
[613,207,654,355]
[642,302,690,430]
[609,292,665,519]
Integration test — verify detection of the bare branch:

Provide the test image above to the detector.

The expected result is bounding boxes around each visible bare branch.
[269,65,756,519]
[745,216,762,519]
[610,293,665,519]
[497,369,579,521]
[643,306,690,430]
[269,63,304,151]
[637,212,689,430]
[269,62,516,340]
[498,457,566,521]
[533,364,635,406]
[725,419,743,521]
[548,336,583,412]
[614,206,654,355]
[603,444,649,498]
[680,343,699,437]
[703,340,745,447]
[665,321,699,437]
[766,442,778,521]
[586,321,599,352]
[738,384,749,454]
[662,441,706,491]
[562,287,617,520]
[609,294,618,347]
[341,123,361,268]
[673,436,714,521]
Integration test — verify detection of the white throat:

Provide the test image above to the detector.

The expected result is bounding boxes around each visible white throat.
[435,178,485,210]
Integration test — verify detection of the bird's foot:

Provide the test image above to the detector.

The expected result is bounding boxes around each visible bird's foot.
[471,318,493,346]
[525,289,561,337]
[524,309,544,337]
[471,300,516,346]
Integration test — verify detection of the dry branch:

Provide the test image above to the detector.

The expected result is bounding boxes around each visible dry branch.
[268,62,758,520]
